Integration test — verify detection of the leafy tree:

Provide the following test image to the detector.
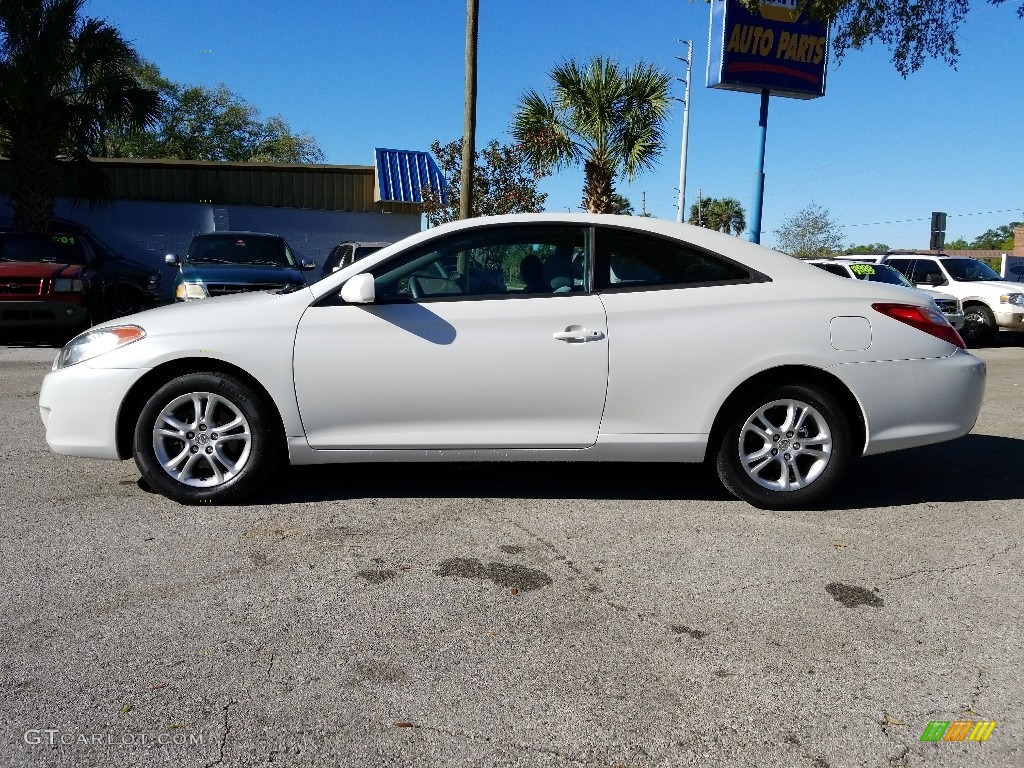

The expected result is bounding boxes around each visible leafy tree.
[845,242,891,254]
[944,237,970,250]
[782,0,1023,76]
[511,56,672,214]
[970,221,1022,250]
[609,193,633,215]
[688,196,746,236]
[421,138,548,228]
[101,62,324,163]
[0,0,159,231]
[774,202,845,258]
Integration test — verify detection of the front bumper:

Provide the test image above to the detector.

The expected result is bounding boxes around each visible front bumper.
[39,363,149,459]
[0,300,87,327]
[995,311,1024,332]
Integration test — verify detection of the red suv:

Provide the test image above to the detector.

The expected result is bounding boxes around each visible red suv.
[0,231,162,338]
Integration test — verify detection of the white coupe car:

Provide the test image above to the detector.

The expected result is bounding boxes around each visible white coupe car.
[38,214,986,509]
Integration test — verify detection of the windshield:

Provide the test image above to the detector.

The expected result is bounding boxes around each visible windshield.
[185,235,296,267]
[0,233,87,264]
[943,258,1002,282]
[849,263,914,287]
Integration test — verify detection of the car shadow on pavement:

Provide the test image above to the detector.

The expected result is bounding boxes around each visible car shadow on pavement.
[246,433,1024,508]
[832,433,1024,509]
[259,461,732,505]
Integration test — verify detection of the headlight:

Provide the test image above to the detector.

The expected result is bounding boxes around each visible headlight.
[53,278,85,292]
[55,325,146,369]
[999,293,1024,307]
[176,282,208,300]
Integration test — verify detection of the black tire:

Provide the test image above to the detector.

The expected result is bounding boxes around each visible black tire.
[109,285,144,319]
[715,384,853,510]
[960,304,996,347]
[133,372,283,504]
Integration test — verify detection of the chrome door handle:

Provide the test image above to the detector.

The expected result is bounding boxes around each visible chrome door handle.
[553,329,605,342]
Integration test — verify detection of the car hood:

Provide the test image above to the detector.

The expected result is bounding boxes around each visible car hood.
[179,263,306,284]
[0,262,84,278]
[968,279,1024,292]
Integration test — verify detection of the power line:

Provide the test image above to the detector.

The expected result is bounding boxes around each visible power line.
[846,207,1023,228]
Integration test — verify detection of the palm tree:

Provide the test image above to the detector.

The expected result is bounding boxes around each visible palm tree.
[512,57,672,214]
[689,196,746,236]
[0,0,159,231]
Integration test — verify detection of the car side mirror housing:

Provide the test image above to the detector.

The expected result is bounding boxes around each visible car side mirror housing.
[164,253,180,267]
[340,273,375,304]
[300,259,316,271]
[924,274,947,287]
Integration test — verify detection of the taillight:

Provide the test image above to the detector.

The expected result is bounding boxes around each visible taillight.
[872,302,965,348]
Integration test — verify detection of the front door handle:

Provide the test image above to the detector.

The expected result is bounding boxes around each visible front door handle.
[553,328,605,342]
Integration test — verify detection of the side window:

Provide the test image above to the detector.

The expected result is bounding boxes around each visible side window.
[813,264,848,277]
[370,225,589,302]
[593,228,752,290]
[911,259,943,284]
[886,259,914,281]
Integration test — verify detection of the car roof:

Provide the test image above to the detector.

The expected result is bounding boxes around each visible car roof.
[192,231,282,238]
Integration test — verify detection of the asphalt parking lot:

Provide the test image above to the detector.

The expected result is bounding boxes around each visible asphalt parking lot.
[2,340,1022,767]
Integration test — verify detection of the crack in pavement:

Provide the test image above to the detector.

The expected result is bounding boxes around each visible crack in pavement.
[205,698,237,768]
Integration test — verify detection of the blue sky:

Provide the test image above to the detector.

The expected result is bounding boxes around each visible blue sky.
[86,0,1022,250]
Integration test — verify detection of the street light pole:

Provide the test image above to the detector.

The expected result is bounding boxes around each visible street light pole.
[675,39,692,224]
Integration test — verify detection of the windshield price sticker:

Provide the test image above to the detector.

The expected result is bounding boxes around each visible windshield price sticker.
[850,264,875,276]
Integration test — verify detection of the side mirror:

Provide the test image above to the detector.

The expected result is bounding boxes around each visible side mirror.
[300,259,316,271]
[340,273,375,304]
[164,253,180,267]
[924,274,947,287]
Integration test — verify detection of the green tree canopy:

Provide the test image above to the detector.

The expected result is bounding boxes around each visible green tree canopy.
[0,0,159,231]
[774,202,845,258]
[511,56,672,214]
[969,221,1022,250]
[845,242,891,255]
[776,0,1023,76]
[101,62,324,163]
[688,196,747,236]
[421,138,548,228]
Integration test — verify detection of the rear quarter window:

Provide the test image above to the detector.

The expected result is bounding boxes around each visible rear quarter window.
[593,228,755,290]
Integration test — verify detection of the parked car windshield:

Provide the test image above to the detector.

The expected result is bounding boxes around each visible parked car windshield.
[849,263,914,287]
[943,258,1002,282]
[185,235,296,267]
[0,233,87,264]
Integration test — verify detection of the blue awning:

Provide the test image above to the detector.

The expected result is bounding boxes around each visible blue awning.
[374,148,448,205]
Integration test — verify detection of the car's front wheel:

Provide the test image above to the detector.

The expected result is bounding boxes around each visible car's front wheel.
[960,304,996,347]
[133,373,282,504]
[715,384,852,510]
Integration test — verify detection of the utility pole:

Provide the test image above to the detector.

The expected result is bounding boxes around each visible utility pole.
[675,40,693,224]
[459,0,479,221]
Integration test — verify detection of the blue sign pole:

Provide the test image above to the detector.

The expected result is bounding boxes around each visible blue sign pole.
[748,88,769,244]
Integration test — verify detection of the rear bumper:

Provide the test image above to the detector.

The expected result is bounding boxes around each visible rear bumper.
[0,300,87,327]
[830,349,986,456]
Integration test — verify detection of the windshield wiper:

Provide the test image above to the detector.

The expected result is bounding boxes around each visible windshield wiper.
[187,257,235,264]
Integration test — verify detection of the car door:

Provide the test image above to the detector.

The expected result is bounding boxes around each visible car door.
[293,223,608,450]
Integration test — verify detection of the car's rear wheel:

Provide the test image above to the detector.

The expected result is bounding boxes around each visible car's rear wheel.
[133,373,282,504]
[960,304,996,347]
[715,384,852,510]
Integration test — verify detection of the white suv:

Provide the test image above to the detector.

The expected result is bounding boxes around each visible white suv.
[879,255,1024,345]
[807,259,965,330]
